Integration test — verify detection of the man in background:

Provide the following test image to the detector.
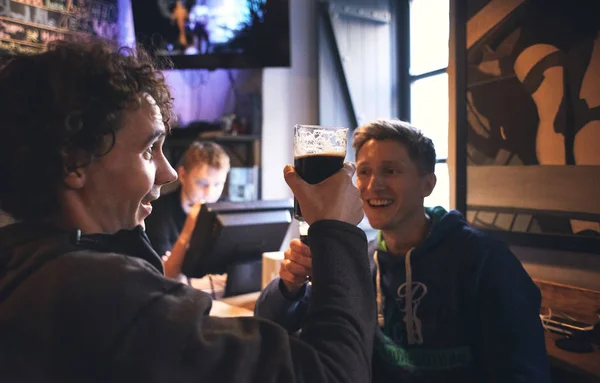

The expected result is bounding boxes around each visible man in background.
[145,140,229,282]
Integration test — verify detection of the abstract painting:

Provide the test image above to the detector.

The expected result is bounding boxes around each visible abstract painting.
[463,0,600,252]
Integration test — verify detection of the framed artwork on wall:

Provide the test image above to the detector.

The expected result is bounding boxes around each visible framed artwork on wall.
[455,0,600,253]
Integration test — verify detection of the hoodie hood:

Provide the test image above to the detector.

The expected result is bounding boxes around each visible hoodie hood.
[419,207,469,255]
[0,222,163,304]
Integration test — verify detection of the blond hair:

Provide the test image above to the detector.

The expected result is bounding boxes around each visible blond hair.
[180,141,230,172]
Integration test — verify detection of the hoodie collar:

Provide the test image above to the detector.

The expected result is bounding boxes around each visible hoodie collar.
[76,226,164,274]
[0,222,164,275]
[376,206,465,255]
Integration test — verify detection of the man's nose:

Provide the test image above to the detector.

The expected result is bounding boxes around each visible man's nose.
[203,184,214,195]
[368,174,386,191]
[157,158,177,186]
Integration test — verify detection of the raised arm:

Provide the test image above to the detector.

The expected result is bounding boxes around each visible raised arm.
[161,201,201,279]
[96,220,373,383]
[255,239,314,333]
[254,277,312,333]
[100,163,374,382]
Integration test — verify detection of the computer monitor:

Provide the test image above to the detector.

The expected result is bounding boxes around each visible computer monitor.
[182,199,293,295]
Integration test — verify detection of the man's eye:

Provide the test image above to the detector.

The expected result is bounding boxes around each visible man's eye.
[143,144,156,160]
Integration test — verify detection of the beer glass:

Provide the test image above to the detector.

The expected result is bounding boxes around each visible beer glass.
[293,124,349,227]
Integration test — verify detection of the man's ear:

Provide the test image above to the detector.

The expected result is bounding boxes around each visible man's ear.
[421,173,437,198]
[64,167,86,189]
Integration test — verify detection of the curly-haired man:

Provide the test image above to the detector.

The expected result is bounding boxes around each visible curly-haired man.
[0,40,373,382]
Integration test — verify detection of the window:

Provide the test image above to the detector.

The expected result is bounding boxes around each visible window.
[409,0,449,76]
[409,0,450,210]
[410,73,449,160]
[359,0,451,239]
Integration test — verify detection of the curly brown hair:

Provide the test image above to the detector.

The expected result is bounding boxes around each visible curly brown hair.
[0,39,175,221]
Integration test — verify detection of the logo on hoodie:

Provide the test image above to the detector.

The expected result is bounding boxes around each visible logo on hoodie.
[396,281,428,345]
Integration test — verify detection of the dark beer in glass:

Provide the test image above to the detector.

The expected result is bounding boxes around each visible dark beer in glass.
[293,125,348,221]
[293,153,345,219]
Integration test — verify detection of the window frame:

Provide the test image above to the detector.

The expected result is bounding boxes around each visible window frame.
[397,0,449,168]
[409,67,448,166]
[405,0,450,209]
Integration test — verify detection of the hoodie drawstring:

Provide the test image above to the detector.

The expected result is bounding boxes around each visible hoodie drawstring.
[404,248,416,344]
[374,250,384,327]
[374,247,418,344]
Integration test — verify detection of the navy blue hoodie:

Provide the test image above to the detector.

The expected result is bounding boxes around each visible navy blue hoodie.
[255,207,551,383]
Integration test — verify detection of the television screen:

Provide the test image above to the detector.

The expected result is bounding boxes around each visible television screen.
[130,0,290,69]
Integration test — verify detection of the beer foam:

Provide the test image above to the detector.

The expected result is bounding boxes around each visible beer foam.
[294,126,348,157]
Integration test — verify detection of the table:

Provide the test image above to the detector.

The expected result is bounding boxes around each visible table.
[219,291,261,312]
[545,332,600,382]
[209,299,253,317]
